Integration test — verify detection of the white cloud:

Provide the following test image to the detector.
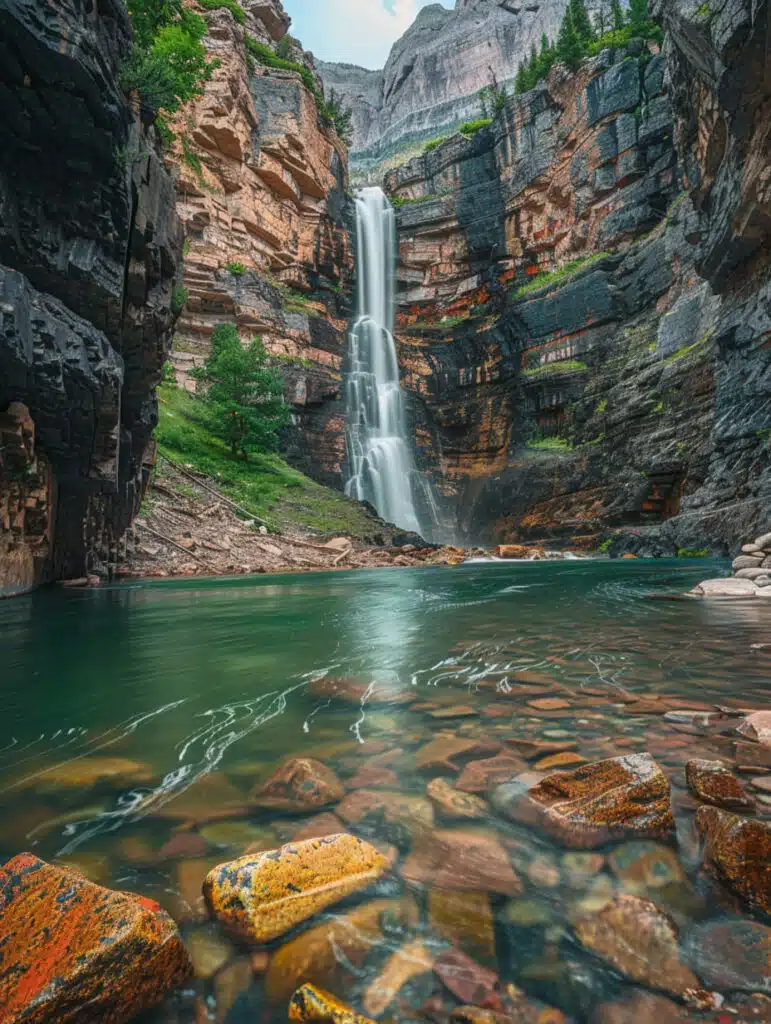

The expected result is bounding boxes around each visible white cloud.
[286,0,450,69]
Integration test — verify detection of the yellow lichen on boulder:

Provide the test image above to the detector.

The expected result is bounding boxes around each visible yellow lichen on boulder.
[289,983,376,1024]
[202,834,389,944]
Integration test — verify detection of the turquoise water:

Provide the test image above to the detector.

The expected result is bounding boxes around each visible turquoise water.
[1,559,770,1021]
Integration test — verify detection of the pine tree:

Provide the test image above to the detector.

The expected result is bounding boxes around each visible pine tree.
[537,32,555,79]
[515,62,529,95]
[628,0,651,34]
[527,41,539,86]
[192,324,290,458]
[594,3,607,38]
[557,9,583,71]
[568,0,594,42]
[611,0,625,31]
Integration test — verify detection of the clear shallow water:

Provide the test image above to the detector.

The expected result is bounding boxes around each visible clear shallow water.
[1,559,771,1022]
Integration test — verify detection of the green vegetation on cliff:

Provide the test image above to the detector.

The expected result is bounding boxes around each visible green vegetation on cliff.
[155,384,379,536]
[512,252,611,299]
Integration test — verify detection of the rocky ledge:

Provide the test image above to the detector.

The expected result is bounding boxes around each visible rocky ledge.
[690,528,771,598]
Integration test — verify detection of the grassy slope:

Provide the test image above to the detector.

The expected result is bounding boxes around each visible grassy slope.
[154,385,379,537]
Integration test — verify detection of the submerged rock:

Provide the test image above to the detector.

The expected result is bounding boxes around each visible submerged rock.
[362,939,435,1017]
[573,894,713,1007]
[607,841,685,894]
[685,759,753,809]
[737,711,771,746]
[265,897,418,1001]
[511,754,675,849]
[336,788,435,832]
[415,735,501,774]
[203,834,389,944]
[14,756,154,798]
[427,777,489,819]
[456,752,527,793]
[0,853,192,1023]
[683,919,771,993]
[696,806,771,914]
[428,889,496,961]
[401,829,522,894]
[251,758,344,811]
[434,948,501,1008]
[310,676,416,705]
[289,983,376,1023]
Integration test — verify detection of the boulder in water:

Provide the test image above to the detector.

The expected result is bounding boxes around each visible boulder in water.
[250,757,344,811]
[508,753,675,849]
[0,853,192,1023]
[685,758,753,809]
[696,806,771,914]
[289,983,376,1023]
[203,834,389,943]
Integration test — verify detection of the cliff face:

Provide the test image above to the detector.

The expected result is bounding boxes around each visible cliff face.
[385,11,771,554]
[169,1,353,486]
[317,0,625,179]
[0,0,182,594]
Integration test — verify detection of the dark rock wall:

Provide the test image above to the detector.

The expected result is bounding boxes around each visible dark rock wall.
[0,0,182,588]
[386,19,771,554]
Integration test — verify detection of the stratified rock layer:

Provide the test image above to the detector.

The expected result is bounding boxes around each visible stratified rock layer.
[203,834,389,943]
[0,854,192,1023]
[0,0,182,588]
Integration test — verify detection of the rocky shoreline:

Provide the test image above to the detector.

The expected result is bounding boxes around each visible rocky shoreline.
[690,529,771,600]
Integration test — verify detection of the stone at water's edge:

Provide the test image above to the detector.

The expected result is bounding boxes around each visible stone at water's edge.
[688,578,759,598]
[737,711,771,747]
[202,834,389,944]
[573,894,715,1007]
[0,853,192,1024]
[685,759,753,810]
[250,757,345,811]
[505,753,675,849]
[696,806,771,915]
[289,983,376,1024]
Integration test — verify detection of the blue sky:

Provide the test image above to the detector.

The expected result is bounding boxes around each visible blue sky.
[283,0,453,69]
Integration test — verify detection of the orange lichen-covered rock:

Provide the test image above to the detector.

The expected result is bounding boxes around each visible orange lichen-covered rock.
[514,754,675,849]
[573,894,715,1008]
[289,983,376,1024]
[203,834,389,943]
[0,853,192,1024]
[250,757,344,811]
[685,759,753,810]
[696,806,771,914]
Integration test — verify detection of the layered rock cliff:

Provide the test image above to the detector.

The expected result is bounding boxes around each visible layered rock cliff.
[384,4,771,553]
[0,0,182,594]
[168,0,353,486]
[318,0,617,178]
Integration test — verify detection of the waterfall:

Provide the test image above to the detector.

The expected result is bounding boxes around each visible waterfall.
[344,187,437,539]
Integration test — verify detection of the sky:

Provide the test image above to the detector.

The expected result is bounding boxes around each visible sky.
[282,0,453,70]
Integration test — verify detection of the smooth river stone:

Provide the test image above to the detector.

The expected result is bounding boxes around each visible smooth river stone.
[265,897,418,1001]
[607,841,685,894]
[336,788,435,831]
[737,711,771,746]
[415,736,501,774]
[0,854,192,1024]
[401,829,522,894]
[15,756,154,797]
[427,777,489,819]
[685,758,753,809]
[683,919,771,993]
[290,984,376,1024]
[428,889,496,961]
[310,676,415,705]
[696,806,771,914]
[251,757,344,811]
[573,894,713,1007]
[362,940,435,1017]
[455,752,527,793]
[203,835,389,944]
[510,753,675,849]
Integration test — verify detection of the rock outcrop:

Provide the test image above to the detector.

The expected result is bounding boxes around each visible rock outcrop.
[168,1,354,486]
[381,8,771,553]
[0,0,182,592]
[318,0,613,179]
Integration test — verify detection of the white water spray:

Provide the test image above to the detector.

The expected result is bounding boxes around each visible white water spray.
[345,187,437,538]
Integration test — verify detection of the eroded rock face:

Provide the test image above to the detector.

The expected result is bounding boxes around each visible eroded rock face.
[167,5,353,486]
[204,835,389,943]
[696,806,771,915]
[513,754,675,849]
[0,0,182,588]
[0,854,192,1023]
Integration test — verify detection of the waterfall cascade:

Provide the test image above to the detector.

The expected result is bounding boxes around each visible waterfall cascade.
[344,187,437,539]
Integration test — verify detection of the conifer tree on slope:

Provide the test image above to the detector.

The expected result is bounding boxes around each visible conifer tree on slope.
[568,0,594,42]
[557,9,583,72]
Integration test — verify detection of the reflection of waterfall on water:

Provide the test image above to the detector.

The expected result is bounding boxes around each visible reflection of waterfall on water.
[345,186,438,539]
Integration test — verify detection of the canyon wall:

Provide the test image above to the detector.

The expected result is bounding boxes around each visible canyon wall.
[168,0,353,486]
[317,0,623,179]
[0,0,182,593]
[384,6,770,554]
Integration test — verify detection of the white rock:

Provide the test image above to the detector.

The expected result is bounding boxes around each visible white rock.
[742,544,762,554]
[737,712,771,746]
[735,567,769,579]
[733,555,764,570]
[324,537,353,551]
[689,577,758,598]
[754,532,771,549]
[755,576,771,588]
